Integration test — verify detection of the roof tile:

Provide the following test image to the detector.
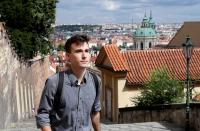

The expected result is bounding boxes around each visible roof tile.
[96,44,129,71]
[96,44,200,85]
[122,49,200,85]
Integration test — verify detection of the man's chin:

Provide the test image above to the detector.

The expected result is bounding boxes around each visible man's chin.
[80,63,90,68]
[80,65,89,68]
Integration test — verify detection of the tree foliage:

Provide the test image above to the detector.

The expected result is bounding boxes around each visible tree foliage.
[132,68,184,106]
[57,44,65,51]
[0,0,57,61]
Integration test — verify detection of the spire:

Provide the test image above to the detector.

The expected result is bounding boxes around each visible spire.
[142,11,149,28]
[144,11,147,18]
[143,11,148,20]
[150,10,152,19]
[148,10,155,29]
[131,16,133,31]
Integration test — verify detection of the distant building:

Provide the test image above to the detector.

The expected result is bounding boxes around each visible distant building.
[133,11,157,50]
[111,35,133,49]
[51,38,66,47]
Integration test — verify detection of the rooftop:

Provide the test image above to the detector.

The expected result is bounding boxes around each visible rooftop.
[96,44,200,85]
[167,21,200,48]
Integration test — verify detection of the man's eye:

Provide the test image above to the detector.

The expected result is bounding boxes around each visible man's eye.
[85,49,90,53]
[73,49,90,53]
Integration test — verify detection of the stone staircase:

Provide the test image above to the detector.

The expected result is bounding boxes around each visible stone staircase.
[0,118,185,131]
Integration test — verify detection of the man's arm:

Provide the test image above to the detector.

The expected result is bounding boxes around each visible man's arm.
[36,75,58,130]
[91,112,101,131]
[91,74,102,131]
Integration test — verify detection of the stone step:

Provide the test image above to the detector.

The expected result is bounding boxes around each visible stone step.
[1,119,185,131]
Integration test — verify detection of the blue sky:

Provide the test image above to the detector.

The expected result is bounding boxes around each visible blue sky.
[56,0,200,24]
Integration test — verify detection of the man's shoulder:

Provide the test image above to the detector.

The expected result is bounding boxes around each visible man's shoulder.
[88,71,101,85]
[48,71,68,83]
[47,72,60,82]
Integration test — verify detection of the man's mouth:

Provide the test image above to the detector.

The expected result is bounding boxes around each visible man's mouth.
[81,61,88,63]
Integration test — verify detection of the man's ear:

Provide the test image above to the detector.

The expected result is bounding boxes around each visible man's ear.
[66,52,70,61]
[65,52,71,65]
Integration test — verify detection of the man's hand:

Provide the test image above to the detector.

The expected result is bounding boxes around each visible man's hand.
[41,125,52,131]
[91,112,101,131]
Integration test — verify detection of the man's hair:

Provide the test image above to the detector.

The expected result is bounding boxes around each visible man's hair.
[65,34,90,53]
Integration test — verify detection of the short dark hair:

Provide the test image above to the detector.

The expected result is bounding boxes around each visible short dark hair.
[65,34,90,53]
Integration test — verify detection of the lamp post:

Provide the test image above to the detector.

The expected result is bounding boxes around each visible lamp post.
[182,36,193,131]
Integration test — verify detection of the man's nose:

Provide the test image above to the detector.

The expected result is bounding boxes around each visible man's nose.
[82,52,87,59]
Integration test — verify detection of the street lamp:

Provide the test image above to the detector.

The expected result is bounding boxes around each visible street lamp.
[182,36,193,131]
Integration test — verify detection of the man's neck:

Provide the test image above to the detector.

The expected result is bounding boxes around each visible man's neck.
[70,66,86,85]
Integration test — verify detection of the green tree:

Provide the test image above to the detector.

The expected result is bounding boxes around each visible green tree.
[132,68,184,106]
[0,0,58,61]
[57,44,65,51]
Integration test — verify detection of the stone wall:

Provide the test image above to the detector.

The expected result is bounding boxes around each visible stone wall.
[191,103,200,131]
[0,23,53,129]
[118,103,200,131]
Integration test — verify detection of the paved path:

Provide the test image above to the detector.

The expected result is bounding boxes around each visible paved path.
[0,118,184,131]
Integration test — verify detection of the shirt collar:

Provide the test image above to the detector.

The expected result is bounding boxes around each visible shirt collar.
[66,69,89,86]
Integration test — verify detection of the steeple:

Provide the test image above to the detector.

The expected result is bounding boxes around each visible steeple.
[143,11,148,20]
[149,10,152,20]
[142,11,149,28]
[148,10,155,29]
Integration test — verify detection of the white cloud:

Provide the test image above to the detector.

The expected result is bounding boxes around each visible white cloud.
[101,0,120,11]
[56,0,200,24]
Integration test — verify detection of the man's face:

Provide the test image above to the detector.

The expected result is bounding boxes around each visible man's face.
[67,42,91,69]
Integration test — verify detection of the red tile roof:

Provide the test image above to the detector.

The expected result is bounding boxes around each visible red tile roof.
[123,49,200,85]
[96,44,129,71]
[91,56,97,62]
[96,44,200,85]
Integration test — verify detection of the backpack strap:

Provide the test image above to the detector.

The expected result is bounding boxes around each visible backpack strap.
[54,71,65,111]
[50,71,65,127]
[90,72,99,96]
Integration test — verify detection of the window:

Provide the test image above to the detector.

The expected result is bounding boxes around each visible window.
[140,42,144,50]
[149,42,152,48]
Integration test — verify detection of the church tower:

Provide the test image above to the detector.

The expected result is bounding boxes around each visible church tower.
[133,11,157,50]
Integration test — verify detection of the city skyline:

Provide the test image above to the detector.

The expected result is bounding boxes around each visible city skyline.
[56,0,200,25]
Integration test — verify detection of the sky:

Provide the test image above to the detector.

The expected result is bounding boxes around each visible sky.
[56,0,200,25]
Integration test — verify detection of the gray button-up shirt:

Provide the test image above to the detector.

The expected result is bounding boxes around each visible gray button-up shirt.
[36,70,101,131]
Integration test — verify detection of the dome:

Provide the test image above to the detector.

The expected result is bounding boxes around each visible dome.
[149,18,155,24]
[142,16,148,22]
[134,28,156,37]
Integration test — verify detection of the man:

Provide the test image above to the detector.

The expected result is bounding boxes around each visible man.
[36,34,101,131]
